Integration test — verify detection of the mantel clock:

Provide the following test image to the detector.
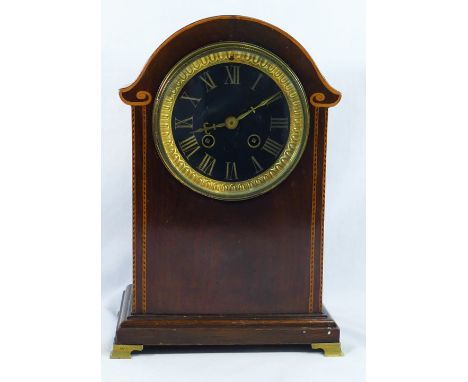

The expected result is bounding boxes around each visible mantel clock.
[111,15,342,359]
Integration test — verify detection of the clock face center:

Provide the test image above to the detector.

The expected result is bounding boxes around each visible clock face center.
[225,116,238,130]
[169,62,292,182]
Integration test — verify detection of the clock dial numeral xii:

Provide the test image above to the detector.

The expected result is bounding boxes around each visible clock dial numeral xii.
[224,65,240,85]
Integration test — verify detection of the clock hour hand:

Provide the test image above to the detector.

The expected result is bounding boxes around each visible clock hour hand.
[193,121,226,134]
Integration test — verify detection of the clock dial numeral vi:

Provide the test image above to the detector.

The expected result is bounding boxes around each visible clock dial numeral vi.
[225,161,239,180]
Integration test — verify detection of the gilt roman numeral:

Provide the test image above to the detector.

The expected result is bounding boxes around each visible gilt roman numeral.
[199,71,217,92]
[225,161,238,180]
[262,137,283,157]
[251,155,264,174]
[250,73,263,90]
[224,65,240,85]
[180,91,201,107]
[174,116,193,129]
[179,135,200,159]
[197,153,216,176]
[270,117,289,129]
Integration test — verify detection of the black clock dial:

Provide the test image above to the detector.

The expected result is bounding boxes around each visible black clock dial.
[171,63,290,182]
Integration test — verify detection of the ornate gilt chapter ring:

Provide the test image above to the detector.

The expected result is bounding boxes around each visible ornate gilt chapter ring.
[152,42,310,201]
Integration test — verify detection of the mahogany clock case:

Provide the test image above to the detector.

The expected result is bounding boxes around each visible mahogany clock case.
[113,15,342,352]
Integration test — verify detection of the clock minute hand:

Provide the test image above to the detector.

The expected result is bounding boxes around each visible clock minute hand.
[235,91,282,122]
[193,91,283,133]
[254,91,283,109]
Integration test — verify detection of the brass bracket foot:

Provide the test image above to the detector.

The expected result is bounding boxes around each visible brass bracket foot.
[110,344,143,359]
[311,342,343,357]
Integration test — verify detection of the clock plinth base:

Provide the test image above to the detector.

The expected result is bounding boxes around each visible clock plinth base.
[311,342,344,357]
[112,285,341,357]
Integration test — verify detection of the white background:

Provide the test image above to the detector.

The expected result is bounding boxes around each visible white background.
[1,1,467,382]
[101,0,365,381]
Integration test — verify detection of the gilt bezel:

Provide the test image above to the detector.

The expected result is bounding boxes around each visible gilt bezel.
[152,41,309,201]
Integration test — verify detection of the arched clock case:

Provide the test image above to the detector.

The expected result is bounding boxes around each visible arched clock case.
[111,15,342,359]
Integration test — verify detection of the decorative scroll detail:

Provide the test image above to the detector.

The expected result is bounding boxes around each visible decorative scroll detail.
[310,92,341,108]
[121,90,153,106]
[141,106,148,313]
[309,107,320,312]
